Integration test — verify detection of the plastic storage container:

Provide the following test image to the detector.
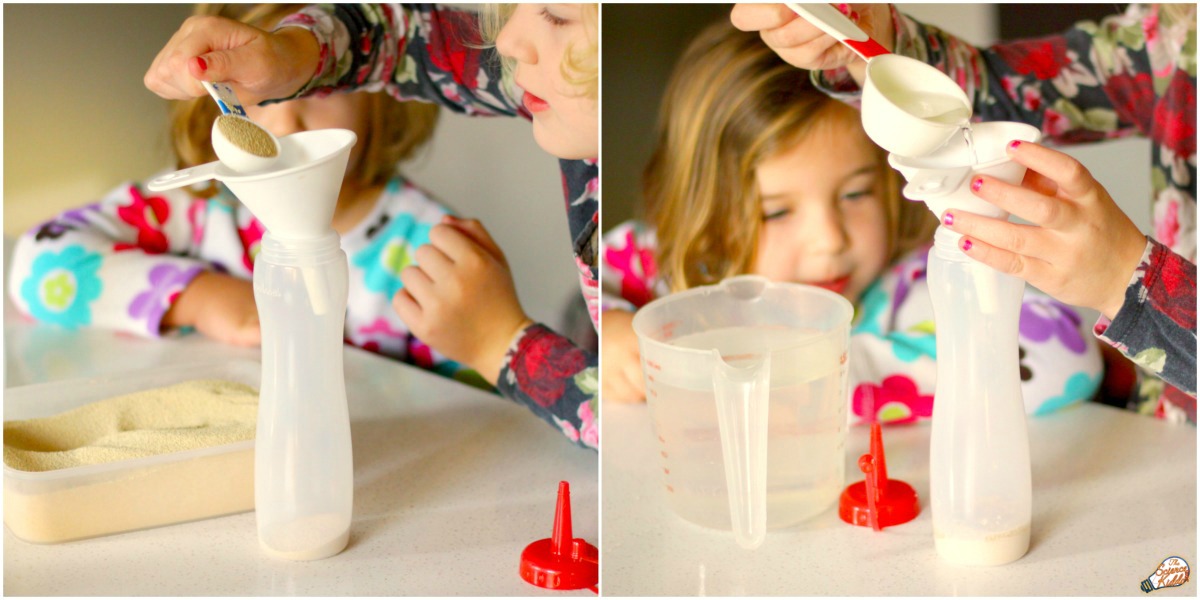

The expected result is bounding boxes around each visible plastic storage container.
[3,360,259,544]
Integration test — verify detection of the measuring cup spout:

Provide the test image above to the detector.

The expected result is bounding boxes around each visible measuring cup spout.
[712,352,770,550]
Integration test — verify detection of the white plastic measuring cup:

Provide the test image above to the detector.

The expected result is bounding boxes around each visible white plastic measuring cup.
[202,81,281,173]
[632,275,853,549]
[785,3,972,156]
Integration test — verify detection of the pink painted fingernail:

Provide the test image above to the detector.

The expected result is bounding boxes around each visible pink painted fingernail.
[943,212,954,226]
[970,177,983,192]
[961,238,973,251]
[193,56,208,72]
[1009,140,1021,151]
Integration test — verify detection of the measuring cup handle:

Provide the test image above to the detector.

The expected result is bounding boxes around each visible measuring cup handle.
[713,354,770,550]
[146,161,220,192]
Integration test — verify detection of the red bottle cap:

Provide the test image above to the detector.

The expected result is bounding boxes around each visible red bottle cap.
[839,422,919,530]
[520,481,599,592]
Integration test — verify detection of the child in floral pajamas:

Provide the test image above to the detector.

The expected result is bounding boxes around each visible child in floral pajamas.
[8,5,491,386]
[600,21,1102,424]
[143,4,600,449]
[756,3,1196,421]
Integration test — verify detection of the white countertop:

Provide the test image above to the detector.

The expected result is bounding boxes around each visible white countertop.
[602,401,1196,596]
[4,304,597,595]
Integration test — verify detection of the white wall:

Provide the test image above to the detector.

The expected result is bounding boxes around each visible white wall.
[2,4,578,330]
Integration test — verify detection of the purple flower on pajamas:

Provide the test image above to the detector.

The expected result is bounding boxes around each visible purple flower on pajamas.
[128,263,203,335]
[34,205,96,242]
[1019,297,1086,354]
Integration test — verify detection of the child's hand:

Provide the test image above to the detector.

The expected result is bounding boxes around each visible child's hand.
[144,14,320,105]
[392,216,533,385]
[600,309,646,403]
[942,141,1147,320]
[161,271,260,346]
[729,3,893,83]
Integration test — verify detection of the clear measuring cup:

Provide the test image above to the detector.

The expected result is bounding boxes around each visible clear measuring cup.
[632,275,854,549]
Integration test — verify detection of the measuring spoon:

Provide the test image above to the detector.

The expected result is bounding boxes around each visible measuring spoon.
[784,3,971,157]
[203,81,281,173]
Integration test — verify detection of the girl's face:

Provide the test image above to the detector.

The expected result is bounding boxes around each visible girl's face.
[244,91,373,179]
[495,4,598,160]
[752,117,890,305]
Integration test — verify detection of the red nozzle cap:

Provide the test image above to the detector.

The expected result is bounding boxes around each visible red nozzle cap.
[839,422,919,530]
[520,481,599,592]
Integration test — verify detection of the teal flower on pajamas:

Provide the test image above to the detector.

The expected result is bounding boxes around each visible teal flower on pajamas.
[20,246,103,329]
[854,281,936,362]
[1033,371,1102,416]
[351,214,434,297]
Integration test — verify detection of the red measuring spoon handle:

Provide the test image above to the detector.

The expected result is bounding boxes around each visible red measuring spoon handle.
[845,37,890,60]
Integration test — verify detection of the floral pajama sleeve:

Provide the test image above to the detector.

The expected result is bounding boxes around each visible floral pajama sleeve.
[601,221,1103,425]
[9,184,212,337]
[278,4,599,449]
[814,4,1197,421]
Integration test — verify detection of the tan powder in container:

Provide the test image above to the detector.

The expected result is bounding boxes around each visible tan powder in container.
[5,379,258,472]
[216,115,278,158]
[4,379,259,543]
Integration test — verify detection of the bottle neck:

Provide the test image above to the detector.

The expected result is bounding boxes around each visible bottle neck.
[260,230,342,265]
[931,226,971,262]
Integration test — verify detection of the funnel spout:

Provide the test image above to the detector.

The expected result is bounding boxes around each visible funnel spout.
[712,352,770,550]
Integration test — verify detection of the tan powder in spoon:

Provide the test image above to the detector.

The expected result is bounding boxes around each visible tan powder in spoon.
[216,115,278,158]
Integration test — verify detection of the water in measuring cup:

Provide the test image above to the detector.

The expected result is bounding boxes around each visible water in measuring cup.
[909,92,971,125]
[646,326,847,531]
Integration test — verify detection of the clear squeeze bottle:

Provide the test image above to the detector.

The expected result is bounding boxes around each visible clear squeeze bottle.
[254,230,353,560]
[146,128,359,560]
[926,226,1031,566]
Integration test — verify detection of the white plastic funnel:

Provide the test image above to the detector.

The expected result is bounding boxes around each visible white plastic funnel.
[147,129,357,314]
[888,121,1042,221]
[147,129,356,240]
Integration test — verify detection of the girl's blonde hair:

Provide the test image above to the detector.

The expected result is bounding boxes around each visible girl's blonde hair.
[644,20,935,292]
[171,4,440,196]
[478,4,599,100]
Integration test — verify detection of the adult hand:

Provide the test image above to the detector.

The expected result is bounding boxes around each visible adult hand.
[162,271,261,346]
[600,309,646,403]
[729,3,893,84]
[144,14,320,105]
[941,141,1147,320]
[392,216,533,385]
